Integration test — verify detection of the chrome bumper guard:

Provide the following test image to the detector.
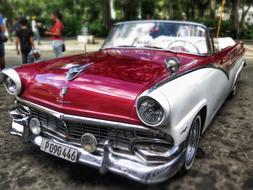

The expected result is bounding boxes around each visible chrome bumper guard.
[9,102,184,184]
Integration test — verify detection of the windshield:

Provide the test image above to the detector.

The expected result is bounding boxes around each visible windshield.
[103,21,209,55]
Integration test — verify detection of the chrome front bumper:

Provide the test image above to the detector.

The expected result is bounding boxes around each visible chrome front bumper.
[9,101,185,184]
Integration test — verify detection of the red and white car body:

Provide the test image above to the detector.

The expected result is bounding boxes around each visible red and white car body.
[1,20,245,184]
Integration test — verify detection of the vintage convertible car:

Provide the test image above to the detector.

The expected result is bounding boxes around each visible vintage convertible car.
[1,20,245,184]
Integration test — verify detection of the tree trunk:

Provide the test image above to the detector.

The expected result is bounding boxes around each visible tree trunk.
[196,0,210,18]
[240,5,251,28]
[230,0,240,38]
[101,0,112,29]
[190,3,195,19]
[210,0,216,19]
[122,0,138,20]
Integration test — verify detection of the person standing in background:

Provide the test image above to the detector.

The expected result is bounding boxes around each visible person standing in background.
[46,10,64,58]
[0,14,6,70]
[15,17,35,64]
[31,16,41,45]
[5,18,13,42]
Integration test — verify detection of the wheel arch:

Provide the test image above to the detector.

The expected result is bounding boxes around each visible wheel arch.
[199,105,207,135]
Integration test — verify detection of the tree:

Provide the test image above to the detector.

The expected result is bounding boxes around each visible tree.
[141,0,157,19]
[239,0,253,28]
[196,0,210,18]
[101,0,112,29]
[230,0,240,38]
[121,0,138,20]
[210,0,216,18]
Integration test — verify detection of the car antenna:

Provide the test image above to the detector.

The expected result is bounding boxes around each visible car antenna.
[77,36,89,62]
[84,42,87,54]
[84,41,89,63]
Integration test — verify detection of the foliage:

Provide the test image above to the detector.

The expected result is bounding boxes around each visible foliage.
[0,0,253,38]
[238,25,253,39]
[88,19,108,37]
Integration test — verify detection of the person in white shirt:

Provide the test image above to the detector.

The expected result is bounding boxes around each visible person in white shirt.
[31,16,41,45]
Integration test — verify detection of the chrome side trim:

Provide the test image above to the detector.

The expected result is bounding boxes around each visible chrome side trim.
[232,58,245,88]
[16,97,150,132]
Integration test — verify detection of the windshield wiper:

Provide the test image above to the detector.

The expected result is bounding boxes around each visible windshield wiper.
[108,45,175,52]
[143,45,166,50]
[114,45,137,48]
[144,45,177,53]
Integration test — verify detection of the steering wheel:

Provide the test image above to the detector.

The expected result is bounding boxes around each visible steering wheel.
[167,40,200,54]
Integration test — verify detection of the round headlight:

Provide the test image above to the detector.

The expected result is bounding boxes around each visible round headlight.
[137,98,164,126]
[1,68,22,95]
[4,77,17,94]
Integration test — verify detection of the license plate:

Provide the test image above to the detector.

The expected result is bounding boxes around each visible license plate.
[40,138,78,163]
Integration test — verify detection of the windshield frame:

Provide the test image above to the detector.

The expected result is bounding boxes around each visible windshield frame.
[101,20,213,56]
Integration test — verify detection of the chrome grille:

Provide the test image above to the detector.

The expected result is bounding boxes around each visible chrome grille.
[29,106,169,148]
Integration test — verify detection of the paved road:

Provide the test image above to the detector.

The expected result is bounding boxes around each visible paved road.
[0,50,252,190]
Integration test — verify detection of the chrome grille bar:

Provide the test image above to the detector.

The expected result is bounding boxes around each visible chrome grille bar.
[27,105,169,148]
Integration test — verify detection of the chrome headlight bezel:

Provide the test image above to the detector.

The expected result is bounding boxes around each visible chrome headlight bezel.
[1,68,22,96]
[4,77,17,94]
[136,97,166,127]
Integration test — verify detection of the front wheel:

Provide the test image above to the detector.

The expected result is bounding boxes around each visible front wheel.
[181,114,201,172]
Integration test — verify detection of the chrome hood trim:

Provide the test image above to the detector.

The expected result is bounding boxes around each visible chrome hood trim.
[16,97,150,131]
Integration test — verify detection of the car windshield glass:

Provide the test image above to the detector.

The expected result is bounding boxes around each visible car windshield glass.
[103,21,208,55]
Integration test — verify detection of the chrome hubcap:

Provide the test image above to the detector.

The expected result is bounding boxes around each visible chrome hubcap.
[185,116,200,169]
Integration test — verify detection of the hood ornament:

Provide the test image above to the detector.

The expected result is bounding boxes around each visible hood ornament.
[66,62,94,81]
[56,86,71,104]
[60,86,68,98]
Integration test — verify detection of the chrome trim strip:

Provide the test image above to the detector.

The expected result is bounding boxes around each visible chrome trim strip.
[43,126,66,139]
[115,20,208,30]
[31,134,184,184]
[102,46,209,57]
[232,59,245,87]
[16,97,150,131]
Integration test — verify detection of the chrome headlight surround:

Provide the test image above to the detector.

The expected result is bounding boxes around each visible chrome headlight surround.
[136,97,166,127]
[1,68,22,96]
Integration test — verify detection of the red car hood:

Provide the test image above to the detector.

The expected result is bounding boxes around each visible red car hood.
[16,49,171,124]
[16,49,204,124]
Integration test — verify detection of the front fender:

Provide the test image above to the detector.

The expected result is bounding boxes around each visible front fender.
[149,68,213,145]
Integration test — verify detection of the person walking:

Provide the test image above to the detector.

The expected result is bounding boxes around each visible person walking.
[31,16,41,45]
[13,17,21,33]
[46,10,64,58]
[5,18,13,42]
[0,14,6,70]
[15,17,35,64]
